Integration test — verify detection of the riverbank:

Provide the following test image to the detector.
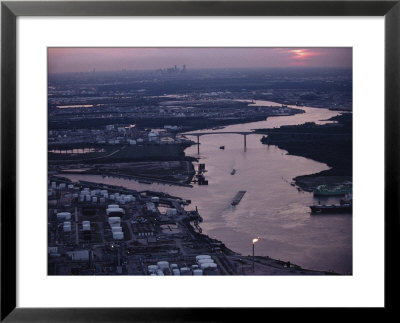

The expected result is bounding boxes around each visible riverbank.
[257,113,352,191]
[183,218,338,275]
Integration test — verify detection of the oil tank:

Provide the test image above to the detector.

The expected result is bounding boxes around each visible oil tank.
[200,263,218,270]
[108,217,121,226]
[197,258,214,265]
[196,255,211,261]
[148,265,158,274]
[57,212,71,220]
[157,261,169,269]
[180,267,192,275]
[111,226,122,233]
[193,269,203,276]
[113,231,124,240]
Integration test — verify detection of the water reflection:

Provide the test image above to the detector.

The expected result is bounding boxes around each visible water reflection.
[61,101,352,274]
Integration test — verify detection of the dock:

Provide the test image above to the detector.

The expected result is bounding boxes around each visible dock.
[231,191,246,206]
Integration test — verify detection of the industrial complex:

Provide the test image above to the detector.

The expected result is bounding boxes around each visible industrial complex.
[48,177,336,276]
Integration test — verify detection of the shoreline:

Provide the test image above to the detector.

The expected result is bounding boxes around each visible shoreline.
[256,113,352,191]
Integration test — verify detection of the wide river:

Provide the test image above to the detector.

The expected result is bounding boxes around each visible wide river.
[63,100,352,274]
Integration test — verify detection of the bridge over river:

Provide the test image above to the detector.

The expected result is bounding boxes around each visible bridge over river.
[181,131,257,153]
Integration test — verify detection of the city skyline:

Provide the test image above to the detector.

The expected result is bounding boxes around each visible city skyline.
[48,47,352,74]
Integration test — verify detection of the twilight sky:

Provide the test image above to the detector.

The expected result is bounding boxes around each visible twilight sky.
[48,47,352,74]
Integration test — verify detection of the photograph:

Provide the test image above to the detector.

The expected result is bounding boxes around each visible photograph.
[47,47,353,276]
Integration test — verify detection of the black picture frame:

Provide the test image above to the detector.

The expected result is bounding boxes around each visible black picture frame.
[1,0,399,321]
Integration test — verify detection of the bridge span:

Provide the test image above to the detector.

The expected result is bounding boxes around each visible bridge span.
[181,131,257,153]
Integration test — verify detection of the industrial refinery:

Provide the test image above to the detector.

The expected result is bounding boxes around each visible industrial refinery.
[48,177,334,275]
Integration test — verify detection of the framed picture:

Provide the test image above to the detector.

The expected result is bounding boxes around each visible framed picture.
[1,0,398,320]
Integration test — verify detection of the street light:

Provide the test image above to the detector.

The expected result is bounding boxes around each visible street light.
[252,237,260,273]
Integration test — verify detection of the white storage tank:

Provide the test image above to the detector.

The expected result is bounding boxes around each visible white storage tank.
[170,264,178,269]
[111,226,122,233]
[172,269,180,276]
[59,183,66,189]
[63,222,71,232]
[148,265,158,274]
[57,212,71,220]
[100,190,108,195]
[108,217,121,226]
[99,197,106,203]
[85,195,91,202]
[196,255,211,261]
[157,261,169,270]
[113,232,124,240]
[92,197,98,203]
[197,258,214,265]
[200,263,218,270]
[82,221,91,231]
[51,182,57,188]
[180,267,192,275]
[72,193,79,198]
[68,184,74,189]
[193,269,203,276]
[108,204,119,209]
[156,269,164,276]
[109,194,115,200]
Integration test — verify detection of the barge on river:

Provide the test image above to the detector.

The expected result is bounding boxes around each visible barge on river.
[231,191,246,206]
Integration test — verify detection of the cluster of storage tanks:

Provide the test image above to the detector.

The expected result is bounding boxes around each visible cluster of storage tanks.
[56,213,91,233]
[147,255,218,276]
[48,182,76,197]
[107,205,124,240]
[48,181,137,206]
[78,188,135,205]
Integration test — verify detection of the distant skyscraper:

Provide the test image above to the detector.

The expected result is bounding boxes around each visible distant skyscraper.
[182,65,186,72]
